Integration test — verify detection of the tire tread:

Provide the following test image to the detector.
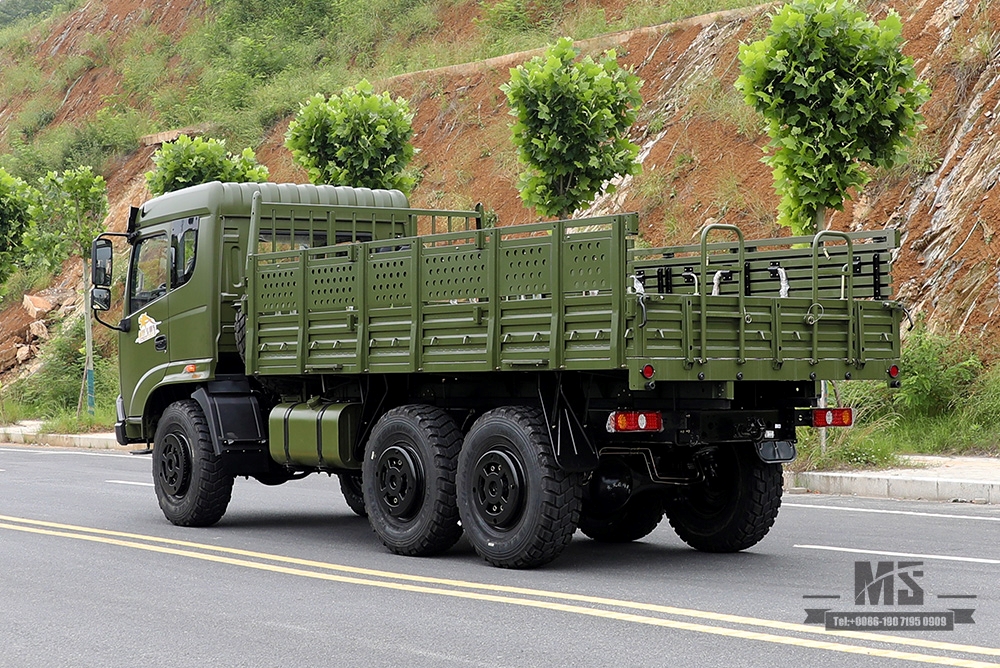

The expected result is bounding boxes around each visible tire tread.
[461,406,581,569]
[365,404,463,557]
[154,400,233,527]
[666,448,782,552]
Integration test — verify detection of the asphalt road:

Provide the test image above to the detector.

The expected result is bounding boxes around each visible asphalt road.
[2,445,1000,668]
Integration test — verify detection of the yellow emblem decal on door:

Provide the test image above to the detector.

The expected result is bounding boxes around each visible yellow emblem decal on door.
[135,313,161,344]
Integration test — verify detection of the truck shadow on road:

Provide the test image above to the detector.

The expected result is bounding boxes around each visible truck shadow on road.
[190,509,784,577]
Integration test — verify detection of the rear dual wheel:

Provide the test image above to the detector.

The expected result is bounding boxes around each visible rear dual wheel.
[457,407,582,569]
[579,494,664,543]
[665,444,782,552]
[362,405,463,556]
[338,472,366,517]
[363,405,582,568]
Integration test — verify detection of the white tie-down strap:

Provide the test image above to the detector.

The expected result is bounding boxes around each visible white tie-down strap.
[775,266,789,298]
[632,274,645,295]
[712,271,725,296]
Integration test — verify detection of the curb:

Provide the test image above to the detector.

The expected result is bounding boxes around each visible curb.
[783,470,1000,504]
[0,430,125,451]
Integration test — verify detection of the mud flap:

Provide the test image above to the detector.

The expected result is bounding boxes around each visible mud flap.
[538,375,599,473]
[755,440,796,463]
[191,378,269,474]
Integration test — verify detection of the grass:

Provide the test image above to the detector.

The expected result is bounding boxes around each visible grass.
[792,324,1000,471]
[686,77,764,139]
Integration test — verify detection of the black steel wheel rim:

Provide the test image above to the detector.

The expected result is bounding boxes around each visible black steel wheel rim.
[472,448,525,530]
[376,445,423,520]
[158,431,192,498]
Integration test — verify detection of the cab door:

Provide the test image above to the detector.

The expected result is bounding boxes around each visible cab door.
[119,231,171,425]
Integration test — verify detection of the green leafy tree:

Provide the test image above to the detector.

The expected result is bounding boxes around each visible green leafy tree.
[735,0,929,235]
[0,167,32,283]
[501,37,642,219]
[24,166,108,416]
[146,134,270,197]
[25,167,107,271]
[285,79,416,193]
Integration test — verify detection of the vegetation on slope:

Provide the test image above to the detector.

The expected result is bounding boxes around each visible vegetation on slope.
[0,0,759,182]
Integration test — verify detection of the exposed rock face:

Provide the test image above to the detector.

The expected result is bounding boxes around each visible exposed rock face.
[28,321,49,341]
[22,294,53,320]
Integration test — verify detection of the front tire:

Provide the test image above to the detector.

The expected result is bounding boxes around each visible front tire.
[362,405,463,556]
[457,407,582,569]
[153,400,234,527]
[665,444,782,552]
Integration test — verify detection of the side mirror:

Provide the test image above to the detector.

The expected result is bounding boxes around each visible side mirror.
[92,238,113,288]
[91,287,111,312]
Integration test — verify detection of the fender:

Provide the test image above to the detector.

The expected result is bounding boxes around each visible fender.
[191,376,269,473]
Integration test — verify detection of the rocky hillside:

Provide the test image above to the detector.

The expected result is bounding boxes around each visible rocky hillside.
[1,0,999,378]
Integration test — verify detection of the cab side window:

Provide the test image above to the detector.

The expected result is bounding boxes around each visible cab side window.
[129,235,169,315]
[172,217,199,289]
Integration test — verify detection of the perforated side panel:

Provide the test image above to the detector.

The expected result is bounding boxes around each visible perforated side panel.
[258,266,299,313]
[368,256,413,307]
[565,239,609,292]
[423,249,487,301]
[500,242,550,296]
[308,259,357,309]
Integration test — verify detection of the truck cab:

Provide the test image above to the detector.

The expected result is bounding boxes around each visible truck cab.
[95,182,409,449]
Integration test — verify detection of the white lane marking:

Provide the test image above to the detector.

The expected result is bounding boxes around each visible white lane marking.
[785,502,1000,522]
[0,447,146,459]
[795,544,1000,564]
[106,480,155,487]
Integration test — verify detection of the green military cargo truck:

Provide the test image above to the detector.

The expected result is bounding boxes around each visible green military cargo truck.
[91,181,903,568]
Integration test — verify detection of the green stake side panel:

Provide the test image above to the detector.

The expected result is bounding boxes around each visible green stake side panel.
[245,204,901,390]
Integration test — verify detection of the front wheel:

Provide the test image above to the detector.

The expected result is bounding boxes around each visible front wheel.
[153,400,234,527]
[457,407,582,569]
[664,444,782,552]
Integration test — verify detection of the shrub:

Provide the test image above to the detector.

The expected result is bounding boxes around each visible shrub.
[23,165,107,271]
[502,37,642,219]
[0,167,33,282]
[735,0,929,234]
[145,134,270,197]
[894,323,982,417]
[285,80,416,192]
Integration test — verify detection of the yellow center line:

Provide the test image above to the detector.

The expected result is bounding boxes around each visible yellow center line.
[1,514,998,666]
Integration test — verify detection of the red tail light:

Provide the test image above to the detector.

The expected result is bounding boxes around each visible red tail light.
[888,365,900,378]
[606,411,663,433]
[813,408,853,427]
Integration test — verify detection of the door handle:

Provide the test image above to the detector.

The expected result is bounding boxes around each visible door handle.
[154,335,167,352]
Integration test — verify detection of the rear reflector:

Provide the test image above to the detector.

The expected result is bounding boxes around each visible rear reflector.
[813,408,853,428]
[606,411,664,433]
